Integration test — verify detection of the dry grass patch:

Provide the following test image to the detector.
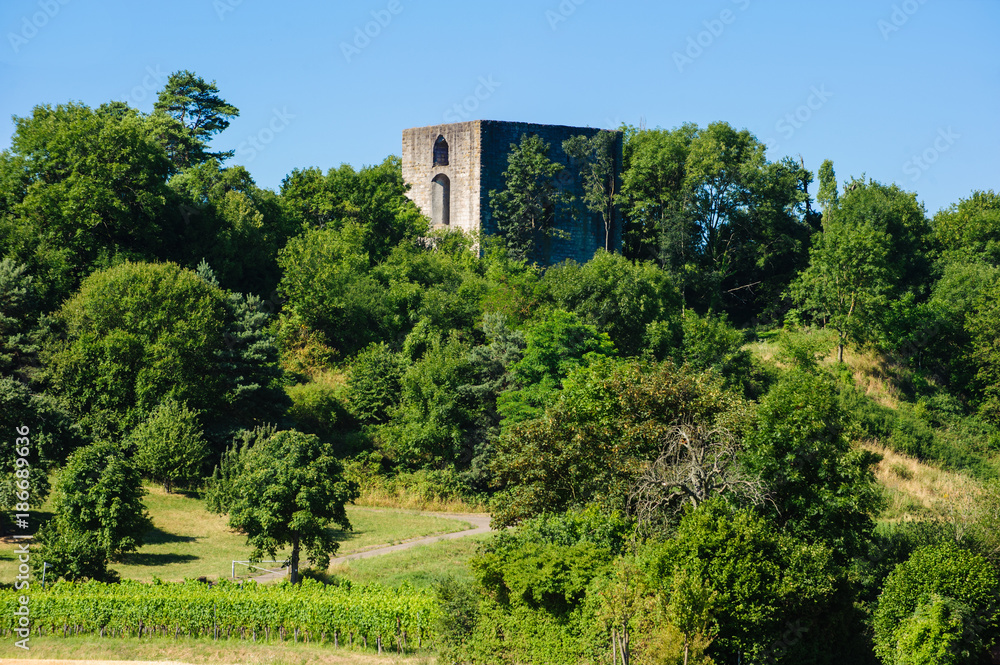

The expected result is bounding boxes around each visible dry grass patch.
[0,635,437,664]
[866,442,983,522]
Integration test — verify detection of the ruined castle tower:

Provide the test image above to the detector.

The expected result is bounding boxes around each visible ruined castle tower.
[401,120,622,265]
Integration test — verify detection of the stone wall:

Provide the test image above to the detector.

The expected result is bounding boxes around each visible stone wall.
[478,121,621,265]
[401,121,482,235]
[402,120,622,265]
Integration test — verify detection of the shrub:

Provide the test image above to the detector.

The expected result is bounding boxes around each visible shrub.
[129,398,208,492]
[873,542,1000,664]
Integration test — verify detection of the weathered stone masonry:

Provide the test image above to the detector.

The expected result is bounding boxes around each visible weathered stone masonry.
[402,120,622,265]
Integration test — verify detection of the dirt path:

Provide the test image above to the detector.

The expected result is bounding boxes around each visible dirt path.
[251,509,492,582]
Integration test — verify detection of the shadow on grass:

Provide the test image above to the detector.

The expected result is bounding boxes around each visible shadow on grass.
[117,552,199,567]
[141,525,198,545]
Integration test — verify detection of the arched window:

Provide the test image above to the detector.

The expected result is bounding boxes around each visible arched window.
[431,174,450,226]
[433,135,449,166]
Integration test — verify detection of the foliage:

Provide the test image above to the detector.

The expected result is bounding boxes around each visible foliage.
[791,177,930,360]
[542,250,680,356]
[873,542,1000,665]
[377,335,477,468]
[619,122,815,321]
[489,133,571,262]
[42,261,281,443]
[746,370,883,562]
[280,157,427,264]
[933,190,1000,266]
[153,69,239,168]
[0,375,83,509]
[34,525,120,583]
[128,398,209,492]
[496,309,616,424]
[0,258,42,380]
[208,428,358,583]
[276,223,389,356]
[0,102,173,308]
[966,276,1000,425]
[167,161,295,294]
[563,131,620,251]
[42,440,152,562]
[490,358,747,526]
[648,500,840,663]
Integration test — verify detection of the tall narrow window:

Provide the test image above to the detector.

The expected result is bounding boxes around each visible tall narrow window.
[431,174,450,226]
[433,135,449,166]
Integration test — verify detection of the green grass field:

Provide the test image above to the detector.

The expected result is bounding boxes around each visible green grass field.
[0,485,477,583]
[329,535,487,588]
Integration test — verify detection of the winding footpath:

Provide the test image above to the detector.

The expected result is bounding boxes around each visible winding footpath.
[251,509,493,582]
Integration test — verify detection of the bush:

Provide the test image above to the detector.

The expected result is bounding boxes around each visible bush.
[347,342,403,425]
[873,542,1000,664]
[129,398,208,492]
[287,379,352,436]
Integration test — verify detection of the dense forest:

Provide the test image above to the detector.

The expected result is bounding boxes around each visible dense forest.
[1,71,999,664]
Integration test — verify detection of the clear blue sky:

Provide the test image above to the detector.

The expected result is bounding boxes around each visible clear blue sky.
[1,0,997,215]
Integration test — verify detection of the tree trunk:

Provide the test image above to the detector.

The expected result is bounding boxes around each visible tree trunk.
[290,533,300,584]
[838,341,844,363]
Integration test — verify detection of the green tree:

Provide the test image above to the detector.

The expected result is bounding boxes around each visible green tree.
[563,131,620,251]
[153,70,239,168]
[791,177,931,360]
[378,334,477,468]
[490,358,745,526]
[965,275,1000,426]
[894,595,975,665]
[489,134,570,262]
[817,159,839,214]
[650,500,838,662]
[618,122,813,321]
[129,398,209,492]
[209,429,358,584]
[496,310,617,424]
[280,157,427,264]
[347,342,403,425]
[744,370,883,562]
[0,258,41,381]
[276,223,388,356]
[0,103,173,308]
[873,542,1000,665]
[42,440,152,560]
[542,250,680,356]
[0,376,83,513]
[167,160,296,294]
[43,261,285,443]
[618,123,697,264]
[933,190,1000,266]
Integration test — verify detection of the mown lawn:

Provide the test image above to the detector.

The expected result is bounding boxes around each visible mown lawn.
[329,535,488,588]
[0,485,474,583]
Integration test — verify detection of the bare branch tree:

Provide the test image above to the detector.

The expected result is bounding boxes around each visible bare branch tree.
[629,421,769,536]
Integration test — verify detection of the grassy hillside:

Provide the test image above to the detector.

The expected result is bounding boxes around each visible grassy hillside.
[750,327,1000,530]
